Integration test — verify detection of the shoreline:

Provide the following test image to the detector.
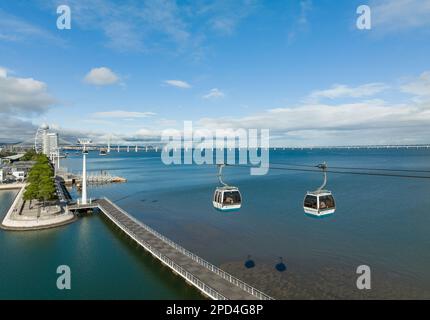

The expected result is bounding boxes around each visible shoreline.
[0,183,26,191]
[0,183,76,231]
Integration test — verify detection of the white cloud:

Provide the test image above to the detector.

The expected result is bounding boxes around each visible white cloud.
[401,71,430,96]
[196,98,430,146]
[198,0,259,35]
[198,100,410,131]
[136,128,160,137]
[0,116,38,143]
[0,9,63,44]
[0,68,56,115]
[370,0,430,33]
[0,67,7,78]
[288,0,313,43]
[40,0,256,55]
[92,110,156,119]
[308,83,388,101]
[84,67,120,86]
[156,118,178,127]
[203,88,225,99]
[164,80,191,89]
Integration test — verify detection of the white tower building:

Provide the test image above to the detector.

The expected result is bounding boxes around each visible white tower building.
[78,139,92,205]
[47,132,58,155]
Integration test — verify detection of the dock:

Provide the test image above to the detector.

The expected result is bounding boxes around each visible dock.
[68,198,273,300]
[57,170,127,186]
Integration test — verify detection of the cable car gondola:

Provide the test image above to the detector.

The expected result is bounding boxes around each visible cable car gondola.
[303,162,336,217]
[212,164,242,212]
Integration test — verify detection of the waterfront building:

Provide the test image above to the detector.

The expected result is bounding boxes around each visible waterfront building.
[48,133,58,153]
[12,161,36,175]
[11,168,25,181]
[44,132,58,156]
[36,124,59,156]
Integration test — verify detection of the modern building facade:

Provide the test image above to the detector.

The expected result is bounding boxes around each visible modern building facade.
[42,131,59,156]
[47,132,58,155]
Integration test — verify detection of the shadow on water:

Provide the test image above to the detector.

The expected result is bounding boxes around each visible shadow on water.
[94,212,205,300]
[41,149,430,299]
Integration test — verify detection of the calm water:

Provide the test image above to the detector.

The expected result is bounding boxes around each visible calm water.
[0,189,202,299]
[1,149,430,299]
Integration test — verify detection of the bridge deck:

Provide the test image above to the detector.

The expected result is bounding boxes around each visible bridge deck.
[68,198,272,300]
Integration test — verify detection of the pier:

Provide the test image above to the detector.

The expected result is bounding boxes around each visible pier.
[68,198,273,300]
[58,170,127,187]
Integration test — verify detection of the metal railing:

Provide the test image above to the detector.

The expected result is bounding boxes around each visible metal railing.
[100,197,273,300]
[98,200,227,300]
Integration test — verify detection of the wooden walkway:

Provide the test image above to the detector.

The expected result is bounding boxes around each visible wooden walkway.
[68,198,273,300]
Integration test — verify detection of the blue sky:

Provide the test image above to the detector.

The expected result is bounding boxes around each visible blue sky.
[1,0,430,146]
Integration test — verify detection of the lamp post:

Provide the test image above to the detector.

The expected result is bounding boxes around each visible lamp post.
[78,138,92,205]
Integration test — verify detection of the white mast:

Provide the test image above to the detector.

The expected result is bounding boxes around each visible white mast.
[56,148,60,171]
[78,138,92,205]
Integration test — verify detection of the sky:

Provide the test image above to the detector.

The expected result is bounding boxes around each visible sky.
[1,0,430,146]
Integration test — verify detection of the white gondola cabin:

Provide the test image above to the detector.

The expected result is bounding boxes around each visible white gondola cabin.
[303,190,335,217]
[213,186,242,212]
[303,162,336,217]
[213,164,242,212]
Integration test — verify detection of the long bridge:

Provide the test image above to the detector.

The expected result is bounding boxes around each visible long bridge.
[68,198,273,300]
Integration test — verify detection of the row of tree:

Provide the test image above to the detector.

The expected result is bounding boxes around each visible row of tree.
[23,153,57,206]
[20,149,38,161]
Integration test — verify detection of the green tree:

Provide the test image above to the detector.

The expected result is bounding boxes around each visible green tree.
[23,154,57,207]
[20,149,38,161]
[38,176,56,207]
[23,183,38,209]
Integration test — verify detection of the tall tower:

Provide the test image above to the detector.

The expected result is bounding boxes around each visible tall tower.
[34,123,49,154]
[78,138,92,205]
[47,132,58,155]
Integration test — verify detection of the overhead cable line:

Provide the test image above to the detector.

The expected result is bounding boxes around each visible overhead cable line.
[268,162,430,173]
[228,164,430,180]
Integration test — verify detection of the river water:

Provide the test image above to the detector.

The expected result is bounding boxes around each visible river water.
[1,148,430,299]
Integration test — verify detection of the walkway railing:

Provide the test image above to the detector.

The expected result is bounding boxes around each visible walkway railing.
[101,197,273,300]
[98,201,227,300]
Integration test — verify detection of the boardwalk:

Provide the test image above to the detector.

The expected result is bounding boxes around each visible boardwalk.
[68,198,273,300]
